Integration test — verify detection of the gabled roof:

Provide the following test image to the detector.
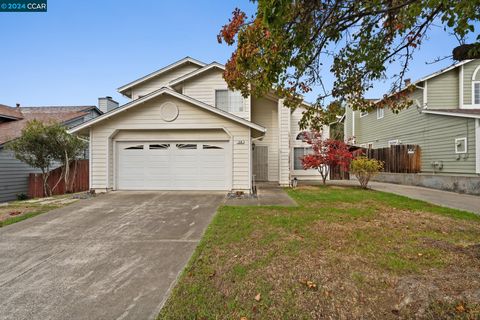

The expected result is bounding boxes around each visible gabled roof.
[374,59,475,104]
[69,87,267,134]
[0,105,98,145]
[0,104,23,120]
[117,57,206,94]
[169,62,225,86]
[415,59,474,84]
[422,108,480,119]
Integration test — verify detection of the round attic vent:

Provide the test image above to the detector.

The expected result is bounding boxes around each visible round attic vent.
[160,102,179,122]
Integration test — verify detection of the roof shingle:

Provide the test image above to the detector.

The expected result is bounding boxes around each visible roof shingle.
[0,105,95,145]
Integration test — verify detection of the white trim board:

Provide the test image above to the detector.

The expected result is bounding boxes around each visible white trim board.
[422,110,480,119]
[169,62,225,87]
[117,57,206,94]
[68,87,267,134]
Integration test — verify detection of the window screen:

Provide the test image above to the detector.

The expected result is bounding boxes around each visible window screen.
[215,90,229,111]
[215,90,244,112]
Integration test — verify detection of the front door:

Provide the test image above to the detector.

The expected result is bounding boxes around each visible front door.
[253,145,268,181]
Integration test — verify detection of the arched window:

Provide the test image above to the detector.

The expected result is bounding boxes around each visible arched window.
[472,65,480,105]
[296,131,310,141]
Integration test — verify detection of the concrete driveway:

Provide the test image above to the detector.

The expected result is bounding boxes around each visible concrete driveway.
[0,191,225,320]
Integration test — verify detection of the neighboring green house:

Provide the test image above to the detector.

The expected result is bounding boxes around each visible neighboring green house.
[344,59,480,194]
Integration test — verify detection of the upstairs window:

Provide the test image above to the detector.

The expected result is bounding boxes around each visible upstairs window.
[377,108,384,119]
[296,131,311,141]
[474,82,480,105]
[215,90,244,113]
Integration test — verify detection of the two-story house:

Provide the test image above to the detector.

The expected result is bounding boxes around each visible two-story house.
[344,59,480,193]
[69,57,325,193]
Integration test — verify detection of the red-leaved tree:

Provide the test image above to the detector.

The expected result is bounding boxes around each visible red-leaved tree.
[300,131,353,185]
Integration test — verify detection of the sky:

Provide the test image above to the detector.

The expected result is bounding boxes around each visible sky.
[0,0,478,108]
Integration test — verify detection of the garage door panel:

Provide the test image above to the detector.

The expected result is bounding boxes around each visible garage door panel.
[117,141,230,190]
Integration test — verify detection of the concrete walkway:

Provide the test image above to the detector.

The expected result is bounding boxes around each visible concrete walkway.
[225,183,297,206]
[0,191,225,320]
[325,180,479,214]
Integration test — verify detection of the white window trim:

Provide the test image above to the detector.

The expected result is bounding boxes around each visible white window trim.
[472,81,480,106]
[388,139,399,147]
[360,111,368,118]
[376,108,384,119]
[455,137,467,154]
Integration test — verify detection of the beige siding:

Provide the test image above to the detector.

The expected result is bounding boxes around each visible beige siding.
[278,100,291,185]
[344,107,353,140]
[90,95,251,191]
[463,60,480,106]
[181,69,251,120]
[251,97,278,181]
[131,63,200,99]
[352,89,477,174]
[114,129,229,141]
[427,68,459,109]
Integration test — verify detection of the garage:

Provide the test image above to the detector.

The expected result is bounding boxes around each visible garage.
[116,141,231,190]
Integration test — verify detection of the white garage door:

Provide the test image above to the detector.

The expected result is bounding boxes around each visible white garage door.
[117,141,231,190]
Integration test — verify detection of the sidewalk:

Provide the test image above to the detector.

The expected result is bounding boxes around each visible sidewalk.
[324,180,479,214]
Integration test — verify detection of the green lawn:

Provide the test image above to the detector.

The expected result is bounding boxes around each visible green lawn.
[159,185,480,320]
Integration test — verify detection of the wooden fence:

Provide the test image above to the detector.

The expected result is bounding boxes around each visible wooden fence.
[28,160,89,198]
[365,144,421,173]
[330,165,350,180]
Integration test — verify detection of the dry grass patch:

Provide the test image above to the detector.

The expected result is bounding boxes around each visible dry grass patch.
[159,186,480,320]
[0,194,80,227]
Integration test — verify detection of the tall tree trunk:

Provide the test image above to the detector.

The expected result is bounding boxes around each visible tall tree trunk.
[63,151,71,193]
[42,170,51,197]
[67,159,78,193]
[51,165,65,195]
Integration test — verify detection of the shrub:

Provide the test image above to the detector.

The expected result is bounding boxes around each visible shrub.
[16,193,28,201]
[350,157,384,189]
